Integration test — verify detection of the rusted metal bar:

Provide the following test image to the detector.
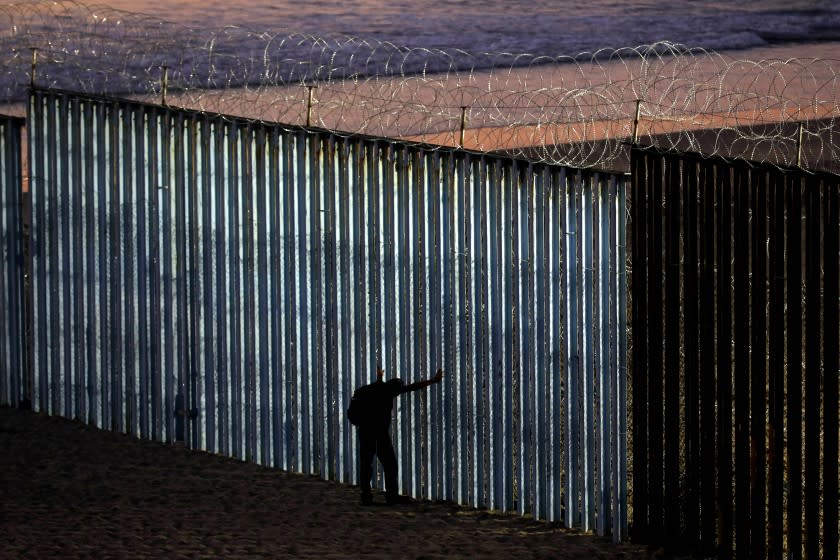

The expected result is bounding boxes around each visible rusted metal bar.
[824,176,839,560]
[733,162,751,557]
[629,149,649,543]
[804,175,821,560]
[663,150,680,549]
[682,156,700,550]
[698,159,716,554]
[750,168,767,559]
[786,173,803,557]
[648,152,664,540]
[766,170,785,559]
[716,157,733,557]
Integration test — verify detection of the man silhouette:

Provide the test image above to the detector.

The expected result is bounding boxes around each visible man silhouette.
[348,367,444,505]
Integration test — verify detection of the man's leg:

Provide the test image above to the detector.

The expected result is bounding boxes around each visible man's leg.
[358,429,376,505]
[376,432,402,503]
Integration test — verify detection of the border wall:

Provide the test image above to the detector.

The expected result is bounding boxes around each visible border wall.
[630,146,839,558]
[4,88,629,537]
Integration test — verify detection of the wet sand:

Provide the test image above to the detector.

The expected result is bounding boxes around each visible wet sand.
[0,406,681,559]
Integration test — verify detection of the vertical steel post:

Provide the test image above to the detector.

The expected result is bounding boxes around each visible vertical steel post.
[629,149,649,542]
[0,115,26,408]
[766,172,786,557]
[616,174,628,542]
[682,156,700,550]
[796,123,804,167]
[565,171,581,528]
[824,176,840,560]
[632,100,642,145]
[804,175,821,560]
[597,173,611,537]
[698,159,716,553]
[29,47,38,88]
[161,66,169,106]
[306,85,317,127]
[664,153,681,547]
[749,169,768,558]
[786,173,803,557]
[459,107,467,149]
[581,172,595,531]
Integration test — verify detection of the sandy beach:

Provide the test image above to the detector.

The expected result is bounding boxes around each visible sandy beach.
[0,406,686,560]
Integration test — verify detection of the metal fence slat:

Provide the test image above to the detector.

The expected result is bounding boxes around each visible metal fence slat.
[823,177,839,560]
[733,163,751,557]
[803,175,822,560]
[0,114,25,408]
[766,170,786,557]
[749,169,768,558]
[786,173,803,557]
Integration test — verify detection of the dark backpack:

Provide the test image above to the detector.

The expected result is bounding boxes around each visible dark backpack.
[347,384,374,426]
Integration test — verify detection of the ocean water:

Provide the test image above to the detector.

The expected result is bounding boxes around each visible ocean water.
[0,0,840,105]
[3,0,840,101]
[98,0,840,55]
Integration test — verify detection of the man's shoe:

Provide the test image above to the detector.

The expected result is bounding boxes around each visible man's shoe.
[361,493,374,506]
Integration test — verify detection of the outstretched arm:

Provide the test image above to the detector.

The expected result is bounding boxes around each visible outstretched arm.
[405,368,444,392]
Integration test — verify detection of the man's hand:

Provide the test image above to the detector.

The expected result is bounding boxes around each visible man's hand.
[405,369,444,392]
